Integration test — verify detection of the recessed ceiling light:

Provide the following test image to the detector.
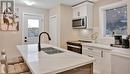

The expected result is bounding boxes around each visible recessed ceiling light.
[24,0,35,6]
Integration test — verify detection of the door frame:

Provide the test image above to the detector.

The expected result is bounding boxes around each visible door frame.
[22,13,44,44]
[49,15,58,46]
[49,15,60,47]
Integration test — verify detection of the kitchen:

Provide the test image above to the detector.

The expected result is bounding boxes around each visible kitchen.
[0,0,130,74]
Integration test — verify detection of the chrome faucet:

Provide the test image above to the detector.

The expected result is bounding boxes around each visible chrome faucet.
[38,32,51,51]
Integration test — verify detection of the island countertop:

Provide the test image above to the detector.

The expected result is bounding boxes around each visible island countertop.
[17,44,95,74]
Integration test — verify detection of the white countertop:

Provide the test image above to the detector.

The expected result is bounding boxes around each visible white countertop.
[82,43,130,58]
[82,43,113,50]
[17,44,95,74]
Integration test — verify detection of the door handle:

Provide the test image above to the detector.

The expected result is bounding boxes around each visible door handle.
[24,40,27,42]
[25,37,27,39]
[101,51,103,58]
[24,37,27,42]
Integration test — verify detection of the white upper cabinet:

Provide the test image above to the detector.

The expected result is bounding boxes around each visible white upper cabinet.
[72,2,94,29]
[72,3,87,18]
[72,2,93,18]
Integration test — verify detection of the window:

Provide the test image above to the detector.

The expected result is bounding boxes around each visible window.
[28,19,40,37]
[100,2,127,38]
[105,6,127,36]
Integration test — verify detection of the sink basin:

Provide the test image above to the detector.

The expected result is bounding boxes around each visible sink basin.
[41,47,64,55]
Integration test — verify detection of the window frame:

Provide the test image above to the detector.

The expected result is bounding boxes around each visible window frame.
[99,1,127,39]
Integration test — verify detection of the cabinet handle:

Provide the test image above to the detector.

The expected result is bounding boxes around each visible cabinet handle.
[78,12,80,16]
[101,51,103,58]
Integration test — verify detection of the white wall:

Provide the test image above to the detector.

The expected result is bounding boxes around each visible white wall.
[49,4,80,49]
[0,5,49,59]
[60,4,80,48]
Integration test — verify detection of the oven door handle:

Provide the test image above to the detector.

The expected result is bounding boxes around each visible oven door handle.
[67,45,81,49]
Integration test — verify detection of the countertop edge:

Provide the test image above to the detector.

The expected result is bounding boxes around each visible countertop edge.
[16,44,95,74]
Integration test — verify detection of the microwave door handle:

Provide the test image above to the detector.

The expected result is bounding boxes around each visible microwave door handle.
[82,19,84,26]
[81,19,83,26]
[85,17,87,26]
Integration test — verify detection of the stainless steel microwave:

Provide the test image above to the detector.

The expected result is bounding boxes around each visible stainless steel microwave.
[72,16,87,29]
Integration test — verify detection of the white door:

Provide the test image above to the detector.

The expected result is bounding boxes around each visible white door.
[23,14,43,44]
[49,15,58,46]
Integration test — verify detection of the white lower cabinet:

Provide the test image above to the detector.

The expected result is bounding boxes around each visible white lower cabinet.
[82,46,111,74]
[111,54,130,74]
[83,46,130,74]
[82,46,106,74]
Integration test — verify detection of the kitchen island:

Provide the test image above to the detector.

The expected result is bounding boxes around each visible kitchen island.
[17,44,95,74]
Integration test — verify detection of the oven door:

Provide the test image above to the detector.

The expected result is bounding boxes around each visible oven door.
[67,44,82,54]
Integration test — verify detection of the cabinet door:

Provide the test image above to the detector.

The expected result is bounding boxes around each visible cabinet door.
[111,54,130,74]
[72,2,87,18]
[78,5,87,17]
[72,7,78,18]
[82,47,105,74]
[72,2,93,29]
[89,48,104,74]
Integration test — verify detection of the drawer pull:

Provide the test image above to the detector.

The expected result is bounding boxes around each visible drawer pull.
[101,51,103,58]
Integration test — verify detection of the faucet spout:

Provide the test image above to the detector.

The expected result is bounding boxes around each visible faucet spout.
[38,32,51,51]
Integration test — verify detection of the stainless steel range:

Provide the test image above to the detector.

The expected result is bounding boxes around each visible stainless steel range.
[67,40,92,54]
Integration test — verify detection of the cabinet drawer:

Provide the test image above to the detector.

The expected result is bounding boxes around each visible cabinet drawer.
[87,48,101,54]
[83,47,101,56]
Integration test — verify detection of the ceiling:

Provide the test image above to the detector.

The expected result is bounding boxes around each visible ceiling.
[15,0,98,9]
